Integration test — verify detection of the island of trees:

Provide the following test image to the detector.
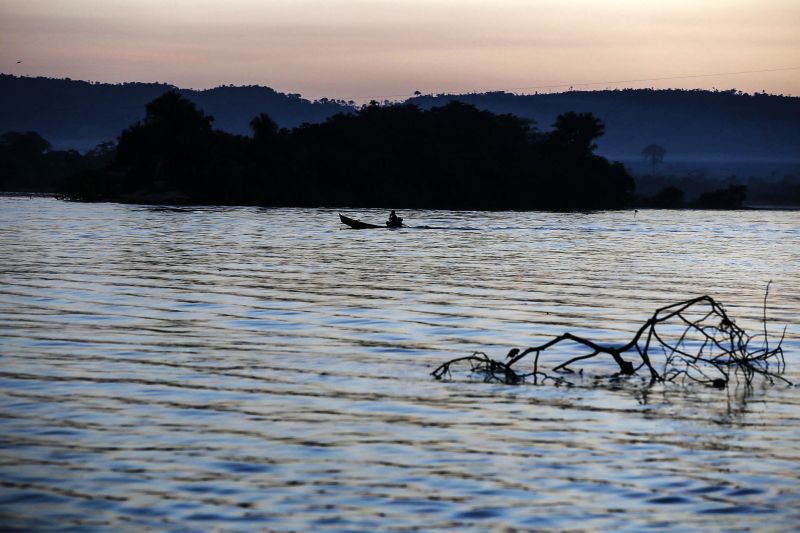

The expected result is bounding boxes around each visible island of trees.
[57,91,639,209]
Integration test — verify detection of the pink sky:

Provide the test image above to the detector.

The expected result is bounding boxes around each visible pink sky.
[2,0,799,101]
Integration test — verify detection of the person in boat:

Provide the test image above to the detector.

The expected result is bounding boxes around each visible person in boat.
[387,210,403,227]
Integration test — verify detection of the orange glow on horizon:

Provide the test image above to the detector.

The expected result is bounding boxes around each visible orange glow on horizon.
[1,0,799,100]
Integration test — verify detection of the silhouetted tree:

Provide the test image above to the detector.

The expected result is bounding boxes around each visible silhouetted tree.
[115,91,217,192]
[143,90,213,132]
[84,141,116,165]
[548,112,605,158]
[250,113,279,144]
[642,144,666,176]
[0,132,115,192]
[1,131,51,157]
[695,185,747,209]
[651,185,684,208]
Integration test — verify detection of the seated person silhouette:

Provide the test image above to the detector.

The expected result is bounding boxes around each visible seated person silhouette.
[387,210,403,228]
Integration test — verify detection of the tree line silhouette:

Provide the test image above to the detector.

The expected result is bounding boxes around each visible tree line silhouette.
[5,75,799,168]
[64,91,636,209]
[639,183,750,209]
[0,131,113,192]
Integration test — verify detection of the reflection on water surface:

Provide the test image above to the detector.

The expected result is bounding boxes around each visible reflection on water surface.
[0,199,798,530]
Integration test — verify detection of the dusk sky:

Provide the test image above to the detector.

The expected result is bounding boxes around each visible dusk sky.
[2,0,799,101]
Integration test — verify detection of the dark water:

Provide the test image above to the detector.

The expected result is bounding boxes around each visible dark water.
[1,198,798,531]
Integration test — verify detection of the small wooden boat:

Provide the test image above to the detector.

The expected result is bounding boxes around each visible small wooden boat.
[339,213,402,229]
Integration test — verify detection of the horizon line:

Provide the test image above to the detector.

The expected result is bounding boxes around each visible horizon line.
[2,67,798,102]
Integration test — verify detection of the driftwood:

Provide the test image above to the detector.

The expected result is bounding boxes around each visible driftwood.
[433,285,789,388]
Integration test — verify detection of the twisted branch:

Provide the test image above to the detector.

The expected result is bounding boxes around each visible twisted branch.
[432,287,789,389]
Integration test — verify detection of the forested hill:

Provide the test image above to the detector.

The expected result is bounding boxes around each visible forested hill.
[0,75,349,150]
[409,90,800,162]
[2,74,799,172]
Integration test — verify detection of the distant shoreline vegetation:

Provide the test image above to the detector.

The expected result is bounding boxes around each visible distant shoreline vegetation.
[54,91,638,209]
[2,90,782,209]
[3,74,799,209]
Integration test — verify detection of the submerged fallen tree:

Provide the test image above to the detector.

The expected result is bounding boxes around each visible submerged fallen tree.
[433,286,789,388]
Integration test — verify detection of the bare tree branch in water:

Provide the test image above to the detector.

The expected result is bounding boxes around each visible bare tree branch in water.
[433,285,789,389]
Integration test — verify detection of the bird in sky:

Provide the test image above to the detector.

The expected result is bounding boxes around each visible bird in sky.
[16,61,22,64]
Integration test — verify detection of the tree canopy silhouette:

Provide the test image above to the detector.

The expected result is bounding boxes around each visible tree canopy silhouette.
[642,144,666,176]
[548,112,605,158]
[250,113,279,144]
[0,131,113,192]
[694,184,748,209]
[63,93,637,209]
[1,131,51,156]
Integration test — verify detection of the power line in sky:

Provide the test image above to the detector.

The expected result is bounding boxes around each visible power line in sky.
[352,65,800,101]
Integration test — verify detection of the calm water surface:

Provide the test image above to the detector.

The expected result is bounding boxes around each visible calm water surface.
[1,198,799,531]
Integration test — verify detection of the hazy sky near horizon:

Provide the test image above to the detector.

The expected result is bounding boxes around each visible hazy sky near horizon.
[2,0,799,101]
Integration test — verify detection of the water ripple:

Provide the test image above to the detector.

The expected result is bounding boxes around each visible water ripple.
[0,199,798,530]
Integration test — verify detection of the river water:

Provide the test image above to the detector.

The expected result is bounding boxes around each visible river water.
[1,198,798,531]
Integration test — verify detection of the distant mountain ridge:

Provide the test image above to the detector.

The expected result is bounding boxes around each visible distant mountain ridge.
[1,74,799,177]
[412,90,800,160]
[413,90,800,178]
[0,74,349,150]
